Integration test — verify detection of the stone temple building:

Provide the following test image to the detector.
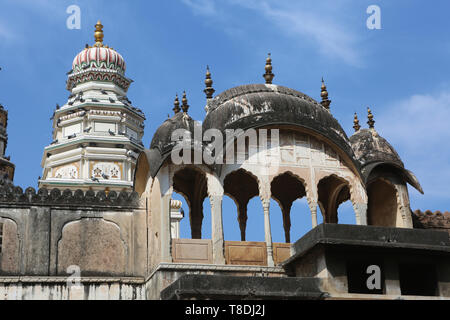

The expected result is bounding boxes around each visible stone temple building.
[0,22,448,300]
[39,21,145,193]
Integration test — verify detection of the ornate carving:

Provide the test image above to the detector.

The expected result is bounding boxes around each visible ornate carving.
[413,210,450,231]
[0,181,139,208]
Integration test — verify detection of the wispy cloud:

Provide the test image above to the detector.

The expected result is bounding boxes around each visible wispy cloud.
[181,0,363,66]
[0,23,15,42]
[181,0,217,16]
[377,89,450,201]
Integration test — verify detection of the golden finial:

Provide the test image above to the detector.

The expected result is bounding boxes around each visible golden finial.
[173,94,180,114]
[353,112,361,132]
[320,77,331,110]
[181,91,189,113]
[263,53,274,84]
[204,65,215,99]
[367,107,375,129]
[94,20,104,47]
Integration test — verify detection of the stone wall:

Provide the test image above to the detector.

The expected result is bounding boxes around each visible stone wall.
[0,183,146,278]
[413,210,450,236]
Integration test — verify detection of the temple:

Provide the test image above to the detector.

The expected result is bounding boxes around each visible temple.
[38,21,145,192]
[0,22,448,300]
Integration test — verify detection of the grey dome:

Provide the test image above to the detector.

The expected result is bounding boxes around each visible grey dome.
[142,112,198,178]
[203,83,357,166]
[350,128,423,193]
[350,129,404,168]
[150,112,197,155]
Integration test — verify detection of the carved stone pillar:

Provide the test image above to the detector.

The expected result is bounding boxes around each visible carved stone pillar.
[161,192,173,263]
[262,198,274,267]
[210,194,225,264]
[310,202,318,228]
[396,184,413,228]
[354,202,368,226]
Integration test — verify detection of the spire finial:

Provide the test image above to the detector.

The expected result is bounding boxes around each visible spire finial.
[353,112,361,132]
[181,91,189,113]
[367,107,375,129]
[173,94,180,114]
[94,20,104,46]
[320,77,331,110]
[204,65,215,99]
[263,53,274,84]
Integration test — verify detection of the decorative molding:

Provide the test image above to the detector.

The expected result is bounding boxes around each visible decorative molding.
[0,182,140,208]
[413,210,450,230]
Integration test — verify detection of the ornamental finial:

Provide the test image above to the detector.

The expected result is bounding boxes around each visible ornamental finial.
[173,94,180,114]
[353,112,361,132]
[263,53,274,84]
[94,20,104,46]
[367,107,375,129]
[181,91,189,113]
[204,65,215,99]
[320,77,331,110]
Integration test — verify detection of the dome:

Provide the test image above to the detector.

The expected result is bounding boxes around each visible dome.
[72,46,126,74]
[150,112,197,155]
[350,129,403,168]
[202,83,357,165]
[142,112,198,178]
[350,128,423,193]
[66,21,131,91]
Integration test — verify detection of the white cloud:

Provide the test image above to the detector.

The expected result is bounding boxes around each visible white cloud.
[377,90,450,201]
[181,0,362,66]
[378,92,450,148]
[181,0,217,16]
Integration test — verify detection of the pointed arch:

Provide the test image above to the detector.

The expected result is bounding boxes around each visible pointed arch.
[270,171,308,243]
[223,168,260,241]
[172,166,209,239]
[317,174,355,224]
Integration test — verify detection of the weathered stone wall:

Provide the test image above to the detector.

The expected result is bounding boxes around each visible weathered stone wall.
[0,278,145,300]
[413,210,450,236]
[0,185,146,279]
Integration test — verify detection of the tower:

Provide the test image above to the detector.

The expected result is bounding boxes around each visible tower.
[39,21,145,192]
[0,103,15,184]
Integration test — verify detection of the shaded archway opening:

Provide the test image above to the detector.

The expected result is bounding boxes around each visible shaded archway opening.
[223,169,259,241]
[317,175,353,224]
[172,167,208,239]
[367,178,398,227]
[270,172,307,243]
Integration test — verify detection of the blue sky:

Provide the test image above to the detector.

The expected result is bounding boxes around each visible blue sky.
[0,0,449,242]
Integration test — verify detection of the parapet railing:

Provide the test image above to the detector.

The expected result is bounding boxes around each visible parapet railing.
[0,182,140,209]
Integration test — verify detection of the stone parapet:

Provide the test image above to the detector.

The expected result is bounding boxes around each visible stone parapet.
[0,182,140,209]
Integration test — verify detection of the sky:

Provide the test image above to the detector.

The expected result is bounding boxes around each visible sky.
[0,0,449,242]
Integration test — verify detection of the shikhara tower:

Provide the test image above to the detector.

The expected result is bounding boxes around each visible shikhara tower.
[39,21,145,192]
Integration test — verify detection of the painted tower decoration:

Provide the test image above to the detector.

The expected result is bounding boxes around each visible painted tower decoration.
[0,102,15,184]
[39,21,145,192]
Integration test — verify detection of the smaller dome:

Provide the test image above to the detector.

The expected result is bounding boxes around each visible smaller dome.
[350,129,403,167]
[72,46,126,74]
[150,112,197,155]
[350,128,423,194]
